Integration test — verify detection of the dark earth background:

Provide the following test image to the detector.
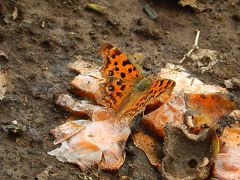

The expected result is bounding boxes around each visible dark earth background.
[0,0,239,179]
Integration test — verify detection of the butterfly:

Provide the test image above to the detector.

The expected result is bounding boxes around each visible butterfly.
[99,43,176,118]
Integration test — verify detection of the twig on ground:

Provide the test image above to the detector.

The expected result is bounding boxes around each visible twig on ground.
[180,30,200,63]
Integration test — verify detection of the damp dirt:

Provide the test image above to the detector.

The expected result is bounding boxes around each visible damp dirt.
[0,0,239,179]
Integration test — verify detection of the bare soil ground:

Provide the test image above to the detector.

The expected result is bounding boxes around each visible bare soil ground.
[0,0,239,179]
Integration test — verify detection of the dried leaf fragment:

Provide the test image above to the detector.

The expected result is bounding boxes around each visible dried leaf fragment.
[178,0,197,8]
[186,93,236,131]
[85,3,107,15]
[224,78,240,89]
[0,70,7,100]
[132,131,162,168]
[70,74,102,102]
[50,120,87,145]
[48,120,130,171]
[159,63,226,93]
[178,0,210,12]
[212,125,240,180]
[12,7,18,20]
[55,94,113,122]
[143,92,185,138]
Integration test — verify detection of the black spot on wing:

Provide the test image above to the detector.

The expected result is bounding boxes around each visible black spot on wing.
[120,72,126,78]
[166,80,173,89]
[160,80,171,91]
[117,80,122,85]
[116,92,122,97]
[140,96,147,101]
[153,82,159,87]
[122,60,131,66]
[158,80,164,87]
[120,85,126,91]
[106,56,111,66]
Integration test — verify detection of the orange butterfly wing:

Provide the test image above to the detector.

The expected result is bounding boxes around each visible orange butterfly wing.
[148,79,176,103]
[100,43,143,82]
[99,43,143,111]
[121,79,176,116]
[99,78,132,111]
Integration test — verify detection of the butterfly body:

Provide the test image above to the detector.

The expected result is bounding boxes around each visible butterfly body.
[134,77,152,92]
[99,43,175,117]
